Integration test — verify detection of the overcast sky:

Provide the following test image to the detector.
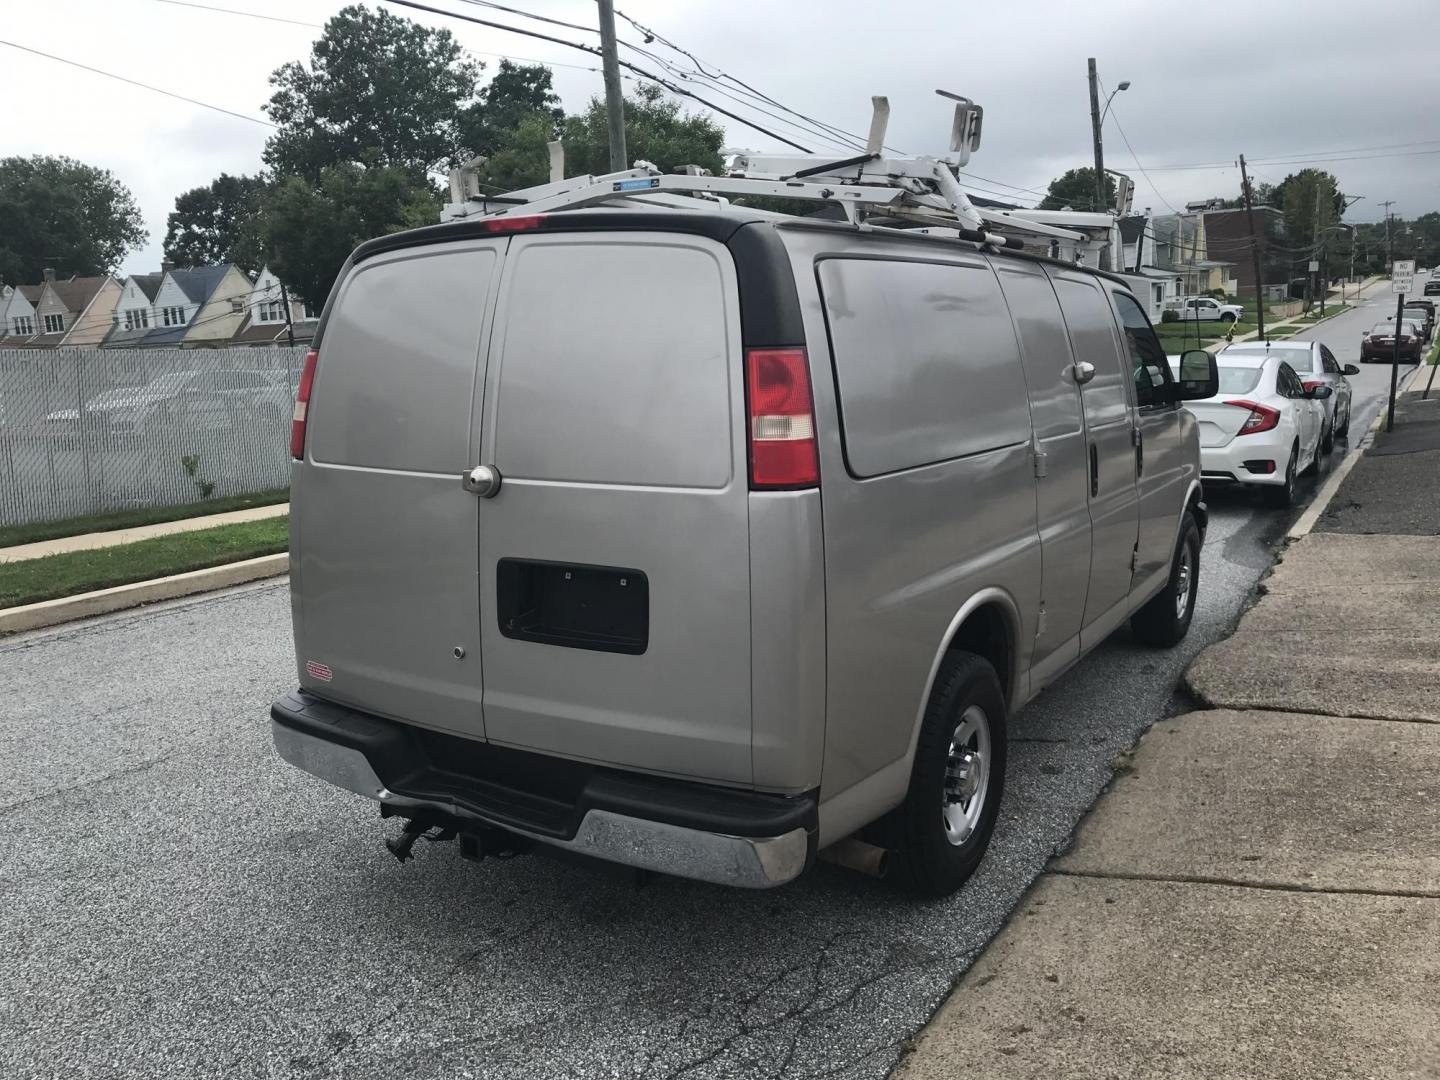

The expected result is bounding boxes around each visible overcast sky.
[3,0,1436,277]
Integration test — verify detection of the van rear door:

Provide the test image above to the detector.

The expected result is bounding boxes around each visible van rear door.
[474,231,755,785]
[293,241,501,740]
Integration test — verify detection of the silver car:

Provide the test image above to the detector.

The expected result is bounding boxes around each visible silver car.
[1220,340,1358,450]
[271,208,1218,896]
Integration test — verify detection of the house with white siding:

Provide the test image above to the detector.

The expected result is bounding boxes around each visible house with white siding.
[101,271,165,348]
[0,284,42,346]
[140,264,249,348]
[228,265,318,347]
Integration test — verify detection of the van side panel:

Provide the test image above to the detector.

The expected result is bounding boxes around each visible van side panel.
[783,230,1042,803]
[749,490,826,793]
[993,260,1092,685]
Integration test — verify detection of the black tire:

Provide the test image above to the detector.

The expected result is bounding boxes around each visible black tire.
[1129,510,1201,648]
[1320,419,1334,457]
[1220,313,1236,324]
[1264,447,1298,508]
[885,651,1007,899]
[1336,408,1350,440]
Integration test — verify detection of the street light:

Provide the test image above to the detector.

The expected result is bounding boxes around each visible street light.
[1101,81,1131,126]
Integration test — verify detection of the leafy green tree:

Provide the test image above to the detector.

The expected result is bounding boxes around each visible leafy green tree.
[262,4,481,181]
[473,112,560,193]
[561,84,724,177]
[1277,169,1345,251]
[163,173,269,270]
[1038,167,1116,212]
[460,60,563,159]
[0,155,146,283]
[260,164,439,309]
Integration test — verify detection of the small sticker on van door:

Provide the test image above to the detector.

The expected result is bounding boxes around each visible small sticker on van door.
[305,660,333,682]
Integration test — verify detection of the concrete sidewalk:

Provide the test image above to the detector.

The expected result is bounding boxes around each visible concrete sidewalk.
[896,361,1440,1077]
[0,502,288,563]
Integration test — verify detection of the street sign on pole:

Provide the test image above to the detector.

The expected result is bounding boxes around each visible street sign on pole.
[1308,260,1320,272]
[1393,259,1415,293]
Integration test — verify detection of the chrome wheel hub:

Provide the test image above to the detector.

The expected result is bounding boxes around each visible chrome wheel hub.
[1174,550,1192,620]
[942,705,992,846]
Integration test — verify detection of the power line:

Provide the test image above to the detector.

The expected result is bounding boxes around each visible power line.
[1146,143,1440,172]
[150,0,317,28]
[1103,101,1179,215]
[139,0,613,72]
[0,38,275,127]
[379,0,815,153]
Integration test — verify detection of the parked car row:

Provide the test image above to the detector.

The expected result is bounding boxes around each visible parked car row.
[1171,339,1359,507]
[41,368,293,444]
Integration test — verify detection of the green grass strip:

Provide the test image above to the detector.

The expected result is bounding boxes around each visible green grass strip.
[0,517,289,609]
[0,489,289,549]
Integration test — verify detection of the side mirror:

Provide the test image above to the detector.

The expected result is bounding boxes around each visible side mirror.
[1176,348,1219,400]
[1343,364,1360,376]
[1307,385,1334,400]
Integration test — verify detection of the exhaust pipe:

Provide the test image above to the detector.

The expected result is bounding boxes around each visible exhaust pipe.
[818,837,890,878]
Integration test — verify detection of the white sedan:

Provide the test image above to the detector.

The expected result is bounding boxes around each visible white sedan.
[1170,352,1331,507]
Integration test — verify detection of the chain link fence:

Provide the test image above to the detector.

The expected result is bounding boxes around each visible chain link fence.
[0,347,306,528]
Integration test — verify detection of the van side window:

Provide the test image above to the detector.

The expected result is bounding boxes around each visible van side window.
[1113,292,1173,409]
[817,257,1030,478]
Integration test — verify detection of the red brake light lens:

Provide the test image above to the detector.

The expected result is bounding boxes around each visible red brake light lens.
[1225,398,1280,435]
[1301,380,1323,393]
[481,214,545,234]
[745,347,818,489]
[290,348,318,459]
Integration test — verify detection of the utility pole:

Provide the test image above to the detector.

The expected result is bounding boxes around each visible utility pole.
[1087,58,1108,270]
[1307,182,1323,313]
[1380,200,1396,268]
[279,281,296,348]
[597,0,627,172]
[1239,154,1266,341]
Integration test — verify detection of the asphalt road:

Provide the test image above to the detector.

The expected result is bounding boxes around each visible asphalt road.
[0,280,1422,1080]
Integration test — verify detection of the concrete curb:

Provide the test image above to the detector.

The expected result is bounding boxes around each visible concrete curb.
[0,553,289,635]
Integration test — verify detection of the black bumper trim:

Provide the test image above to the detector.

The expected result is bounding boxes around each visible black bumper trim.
[270,690,818,842]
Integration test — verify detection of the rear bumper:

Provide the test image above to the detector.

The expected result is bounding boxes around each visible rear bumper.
[1199,439,1288,485]
[270,690,816,889]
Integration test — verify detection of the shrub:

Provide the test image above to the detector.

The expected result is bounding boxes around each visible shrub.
[1161,309,1180,323]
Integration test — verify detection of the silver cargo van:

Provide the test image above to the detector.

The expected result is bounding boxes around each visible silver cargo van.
[271,207,1219,897]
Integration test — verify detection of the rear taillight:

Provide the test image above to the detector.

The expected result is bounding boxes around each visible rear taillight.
[745,347,818,489]
[1225,398,1280,435]
[290,348,318,459]
[1302,380,1324,393]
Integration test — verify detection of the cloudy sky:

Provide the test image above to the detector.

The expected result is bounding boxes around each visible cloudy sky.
[3,0,1436,276]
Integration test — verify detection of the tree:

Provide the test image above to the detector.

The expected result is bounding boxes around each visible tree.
[260,164,439,308]
[262,4,481,181]
[0,155,146,283]
[1278,169,1344,254]
[163,173,269,270]
[561,84,724,177]
[460,60,564,159]
[1038,167,1116,212]
[473,112,561,194]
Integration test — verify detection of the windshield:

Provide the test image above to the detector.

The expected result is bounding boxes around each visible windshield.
[1215,364,1265,395]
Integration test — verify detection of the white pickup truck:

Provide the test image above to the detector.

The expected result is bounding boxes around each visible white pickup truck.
[1175,296,1245,323]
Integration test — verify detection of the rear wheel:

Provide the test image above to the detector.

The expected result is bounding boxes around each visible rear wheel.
[1264,447,1298,508]
[1320,417,1335,456]
[886,651,1007,899]
[1130,510,1201,648]
[1336,407,1350,440]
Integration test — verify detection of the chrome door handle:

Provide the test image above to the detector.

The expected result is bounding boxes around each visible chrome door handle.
[462,464,502,498]
[1073,361,1096,385]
